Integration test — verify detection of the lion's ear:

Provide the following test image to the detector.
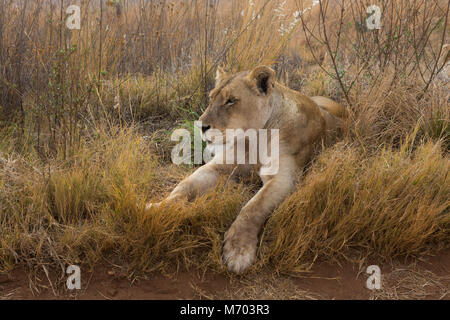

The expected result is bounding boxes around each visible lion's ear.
[249,65,275,96]
[215,66,228,86]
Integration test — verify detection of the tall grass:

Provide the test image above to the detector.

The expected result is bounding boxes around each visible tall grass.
[0,0,303,154]
[0,128,448,276]
[263,141,449,273]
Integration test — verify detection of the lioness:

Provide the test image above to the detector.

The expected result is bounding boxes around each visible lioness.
[146,66,347,274]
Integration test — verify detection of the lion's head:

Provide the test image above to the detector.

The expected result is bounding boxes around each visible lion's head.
[198,66,276,145]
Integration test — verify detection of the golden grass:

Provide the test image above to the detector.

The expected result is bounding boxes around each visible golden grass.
[0,126,249,274]
[1,124,448,278]
[262,141,449,273]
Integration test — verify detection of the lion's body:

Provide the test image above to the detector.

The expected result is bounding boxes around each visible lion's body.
[146,66,347,274]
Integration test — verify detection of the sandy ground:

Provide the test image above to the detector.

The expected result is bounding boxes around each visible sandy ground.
[1,249,449,300]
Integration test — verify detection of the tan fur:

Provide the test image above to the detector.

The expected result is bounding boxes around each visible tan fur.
[146,66,347,274]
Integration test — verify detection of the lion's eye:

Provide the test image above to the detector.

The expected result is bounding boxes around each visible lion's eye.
[225,97,237,106]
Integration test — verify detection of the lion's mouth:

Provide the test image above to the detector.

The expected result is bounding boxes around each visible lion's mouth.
[202,129,224,145]
[203,131,228,157]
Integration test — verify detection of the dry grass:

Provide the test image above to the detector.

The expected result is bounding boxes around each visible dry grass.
[261,141,449,273]
[0,126,252,274]
[371,266,450,300]
[0,288,20,300]
[1,126,448,279]
[192,273,323,300]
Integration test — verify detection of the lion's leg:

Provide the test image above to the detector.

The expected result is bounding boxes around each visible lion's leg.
[222,155,298,274]
[145,161,228,211]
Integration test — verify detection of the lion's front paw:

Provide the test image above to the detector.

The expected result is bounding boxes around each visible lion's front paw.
[222,223,258,274]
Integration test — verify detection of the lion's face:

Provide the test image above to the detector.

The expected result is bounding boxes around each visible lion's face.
[198,66,276,145]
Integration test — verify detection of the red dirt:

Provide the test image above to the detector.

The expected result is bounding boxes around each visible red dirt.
[1,249,449,300]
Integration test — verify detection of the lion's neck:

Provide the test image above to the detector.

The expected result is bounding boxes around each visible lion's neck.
[264,84,291,129]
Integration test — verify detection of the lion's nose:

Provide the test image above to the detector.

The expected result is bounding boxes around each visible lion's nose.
[201,124,211,134]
